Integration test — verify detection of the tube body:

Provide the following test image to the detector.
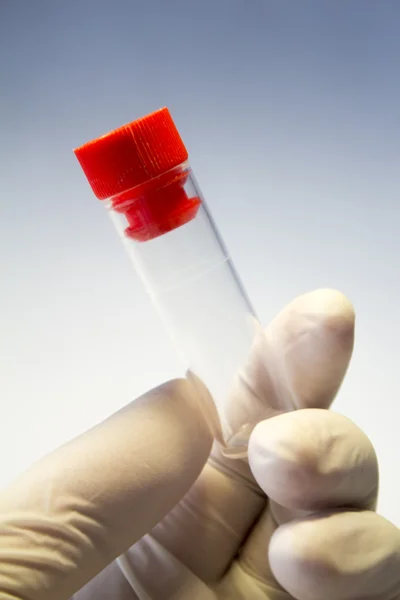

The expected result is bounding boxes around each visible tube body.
[107,162,257,442]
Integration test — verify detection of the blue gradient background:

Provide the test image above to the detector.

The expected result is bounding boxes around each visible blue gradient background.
[1,1,399,524]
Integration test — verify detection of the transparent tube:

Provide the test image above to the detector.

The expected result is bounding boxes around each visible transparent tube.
[106,162,257,454]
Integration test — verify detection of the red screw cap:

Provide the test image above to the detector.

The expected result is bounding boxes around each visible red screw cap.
[73,107,189,200]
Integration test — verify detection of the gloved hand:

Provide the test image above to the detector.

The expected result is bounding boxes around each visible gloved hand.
[1,289,399,600]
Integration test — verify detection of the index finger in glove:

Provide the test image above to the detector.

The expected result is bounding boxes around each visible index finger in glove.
[0,379,212,600]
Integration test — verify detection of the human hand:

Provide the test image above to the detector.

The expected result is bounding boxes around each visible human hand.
[1,289,399,600]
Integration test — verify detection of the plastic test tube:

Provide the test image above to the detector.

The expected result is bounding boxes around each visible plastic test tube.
[74,107,259,456]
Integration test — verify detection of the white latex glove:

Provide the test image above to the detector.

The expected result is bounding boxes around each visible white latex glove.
[1,290,399,600]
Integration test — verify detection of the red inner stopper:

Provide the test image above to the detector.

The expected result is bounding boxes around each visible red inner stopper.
[74,107,201,241]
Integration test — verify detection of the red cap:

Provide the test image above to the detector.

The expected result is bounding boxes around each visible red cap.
[73,107,188,200]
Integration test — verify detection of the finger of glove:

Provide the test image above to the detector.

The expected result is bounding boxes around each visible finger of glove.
[148,290,355,583]
[269,510,400,600]
[226,289,355,437]
[0,379,212,600]
[238,409,379,586]
[248,409,379,514]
